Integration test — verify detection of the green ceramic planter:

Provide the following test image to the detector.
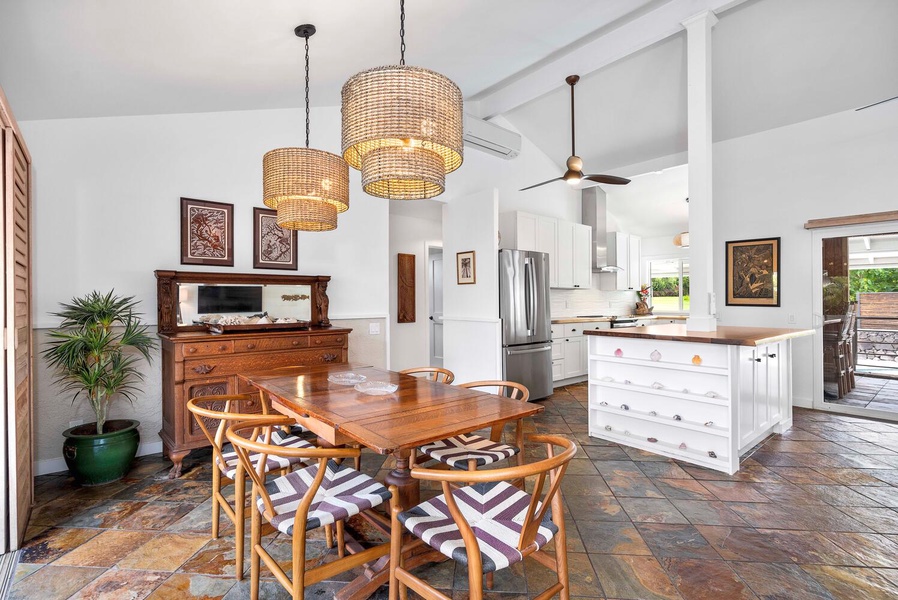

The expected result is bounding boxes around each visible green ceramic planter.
[62,419,140,486]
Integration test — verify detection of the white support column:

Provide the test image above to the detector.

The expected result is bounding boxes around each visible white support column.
[683,10,718,332]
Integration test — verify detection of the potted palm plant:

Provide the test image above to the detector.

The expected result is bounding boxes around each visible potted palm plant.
[43,290,156,485]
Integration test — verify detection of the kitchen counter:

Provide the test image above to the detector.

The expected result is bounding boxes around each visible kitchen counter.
[586,323,811,474]
[551,315,688,324]
[584,324,814,346]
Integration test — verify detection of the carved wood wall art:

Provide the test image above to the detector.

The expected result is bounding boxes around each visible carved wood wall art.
[253,207,298,270]
[397,253,416,323]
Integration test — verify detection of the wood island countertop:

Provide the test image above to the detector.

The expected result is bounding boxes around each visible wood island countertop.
[551,315,688,324]
[583,323,814,346]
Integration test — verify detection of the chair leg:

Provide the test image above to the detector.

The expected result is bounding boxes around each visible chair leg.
[336,519,346,559]
[211,467,221,539]
[324,524,334,549]
[389,487,403,600]
[250,490,261,600]
[235,471,246,581]
[292,526,307,600]
[552,494,570,600]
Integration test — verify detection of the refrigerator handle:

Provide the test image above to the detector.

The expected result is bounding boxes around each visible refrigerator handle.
[506,345,552,355]
[523,258,533,336]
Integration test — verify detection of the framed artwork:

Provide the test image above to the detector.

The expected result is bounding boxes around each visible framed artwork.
[456,250,476,285]
[726,237,780,306]
[180,197,234,267]
[253,207,298,270]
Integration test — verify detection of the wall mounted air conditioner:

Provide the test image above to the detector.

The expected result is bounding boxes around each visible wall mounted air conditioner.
[463,114,521,160]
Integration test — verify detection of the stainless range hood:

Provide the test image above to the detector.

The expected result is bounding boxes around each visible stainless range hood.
[581,186,623,272]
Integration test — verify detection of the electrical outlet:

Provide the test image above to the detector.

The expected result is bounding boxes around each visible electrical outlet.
[788,314,796,324]
[368,323,381,335]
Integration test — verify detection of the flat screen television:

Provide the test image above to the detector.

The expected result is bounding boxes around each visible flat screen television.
[197,285,263,314]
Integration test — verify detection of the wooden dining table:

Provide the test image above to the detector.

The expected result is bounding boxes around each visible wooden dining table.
[238,362,545,600]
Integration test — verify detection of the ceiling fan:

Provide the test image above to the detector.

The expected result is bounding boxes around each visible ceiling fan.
[520,75,630,191]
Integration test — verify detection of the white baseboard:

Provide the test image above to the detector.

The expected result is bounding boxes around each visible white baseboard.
[793,395,813,409]
[35,441,164,477]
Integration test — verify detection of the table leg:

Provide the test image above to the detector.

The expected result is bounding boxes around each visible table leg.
[384,449,419,509]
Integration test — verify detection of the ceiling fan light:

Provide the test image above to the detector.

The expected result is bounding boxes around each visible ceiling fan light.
[341,65,463,200]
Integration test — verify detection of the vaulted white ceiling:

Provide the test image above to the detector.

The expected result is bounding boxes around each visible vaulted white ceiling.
[0,0,656,121]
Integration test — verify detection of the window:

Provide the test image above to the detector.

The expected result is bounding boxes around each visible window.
[648,258,690,312]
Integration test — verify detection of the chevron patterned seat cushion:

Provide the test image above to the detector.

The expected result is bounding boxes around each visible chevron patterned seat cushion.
[258,461,392,535]
[216,429,314,480]
[399,481,557,573]
[419,434,519,468]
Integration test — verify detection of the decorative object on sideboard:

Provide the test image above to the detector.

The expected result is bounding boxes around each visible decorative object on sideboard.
[397,253,416,323]
[456,250,476,285]
[180,197,234,267]
[726,236,781,307]
[263,24,349,232]
[253,207,298,270]
[341,0,463,200]
[44,291,156,485]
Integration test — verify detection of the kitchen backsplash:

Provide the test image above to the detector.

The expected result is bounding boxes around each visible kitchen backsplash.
[550,286,639,318]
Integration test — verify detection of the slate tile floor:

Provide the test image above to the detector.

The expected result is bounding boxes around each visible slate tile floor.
[826,375,898,413]
[11,383,898,599]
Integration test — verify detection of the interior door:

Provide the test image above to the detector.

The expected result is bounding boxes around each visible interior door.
[2,99,33,551]
[429,251,443,367]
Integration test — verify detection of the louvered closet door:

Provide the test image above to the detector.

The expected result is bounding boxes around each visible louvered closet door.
[3,115,33,549]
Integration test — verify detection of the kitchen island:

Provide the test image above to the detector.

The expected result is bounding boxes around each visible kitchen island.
[585,324,814,474]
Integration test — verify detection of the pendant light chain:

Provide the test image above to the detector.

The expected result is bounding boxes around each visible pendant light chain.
[304,34,311,148]
[399,0,406,65]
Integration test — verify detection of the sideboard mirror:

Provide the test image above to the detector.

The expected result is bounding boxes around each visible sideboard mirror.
[155,270,331,334]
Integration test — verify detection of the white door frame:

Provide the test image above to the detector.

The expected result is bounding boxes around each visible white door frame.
[425,242,443,367]
[811,220,898,420]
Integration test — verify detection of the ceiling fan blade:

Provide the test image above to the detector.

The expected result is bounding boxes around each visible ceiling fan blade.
[520,177,563,191]
[583,174,631,186]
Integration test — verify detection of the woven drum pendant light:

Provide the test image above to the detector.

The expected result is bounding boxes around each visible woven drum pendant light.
[263,24,348,231]
[341,0,463,200]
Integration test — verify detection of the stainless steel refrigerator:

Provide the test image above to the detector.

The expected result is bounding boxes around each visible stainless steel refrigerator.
[499,249,553,400]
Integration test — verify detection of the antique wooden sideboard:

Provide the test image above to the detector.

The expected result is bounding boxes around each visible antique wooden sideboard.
[155,270,349,477]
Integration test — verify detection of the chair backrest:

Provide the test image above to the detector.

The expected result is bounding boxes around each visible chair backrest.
[410,434,574,558]
[226,419,359,533]
[187,394,273,469]
[400,366,456,384]
[458,380,530,403]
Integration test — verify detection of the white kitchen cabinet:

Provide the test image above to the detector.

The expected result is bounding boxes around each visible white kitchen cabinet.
[552,321,609,383]
[573,224,592,289]
[556,221,591,289]
[499,212,558,287]
[602,231,641,291]
[587,331,802,475]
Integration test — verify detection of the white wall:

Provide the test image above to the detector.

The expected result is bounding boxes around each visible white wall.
[443,117,580,222]
[442,189,502,383]
[388,213,442,371]
[713,103,898,406]
[21,106,390,470]
[642,235,690,259]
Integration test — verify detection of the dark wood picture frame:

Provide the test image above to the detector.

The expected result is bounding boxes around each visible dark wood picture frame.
[456,250,476,285]
[253,207,297,270]
[180,197,234,267]
[726,237,781,307]
[397,253,416,323]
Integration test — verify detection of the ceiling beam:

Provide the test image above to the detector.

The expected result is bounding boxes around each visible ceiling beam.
[468,0,748,119]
